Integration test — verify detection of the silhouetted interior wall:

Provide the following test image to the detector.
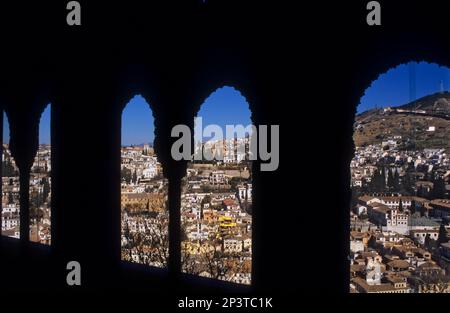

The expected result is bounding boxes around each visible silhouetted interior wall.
[0,0,448,304]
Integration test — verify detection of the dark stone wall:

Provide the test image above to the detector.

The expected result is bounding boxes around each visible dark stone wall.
[0,0,448,306]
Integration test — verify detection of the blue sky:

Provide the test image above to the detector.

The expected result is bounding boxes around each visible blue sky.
[358,62,450,113]
[3,104,51,144]
[122,95,155,146]
[122,87,252,145]
[195,86,252,140]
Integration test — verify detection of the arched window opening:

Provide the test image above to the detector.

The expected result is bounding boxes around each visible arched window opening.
[1,112,20,239]
[29,104,52,244]
[181,86,253,285]
[121,95,169,268]
[350,62,450,293]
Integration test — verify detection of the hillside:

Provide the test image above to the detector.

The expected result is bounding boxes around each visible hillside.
[354,92,450,151]
[397,91,450,112]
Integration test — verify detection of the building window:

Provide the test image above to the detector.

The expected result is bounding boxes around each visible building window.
[120,95,169,268]
[1,112,20,239]
[29,104,52,244]
[181,86,253,285]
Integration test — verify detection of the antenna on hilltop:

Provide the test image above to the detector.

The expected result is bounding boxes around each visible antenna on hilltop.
[409,62,416,102]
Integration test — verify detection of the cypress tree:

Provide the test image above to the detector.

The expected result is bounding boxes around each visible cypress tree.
[437,223,448,245]
[420,204,427,217]
[380,167,386,192]
[133,170,138,184]
[387,169,395,190]
[424,233,432,248]
[42,177,50,201]
[393,170,400,192]
[410,199,416,214]
[432,178,446,199]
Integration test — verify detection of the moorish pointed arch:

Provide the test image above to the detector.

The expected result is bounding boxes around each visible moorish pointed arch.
[1,111,20,239]
[349,61,450,293]
[121,94,169,268]
[181,86,253,285]
[29,104,52,244]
